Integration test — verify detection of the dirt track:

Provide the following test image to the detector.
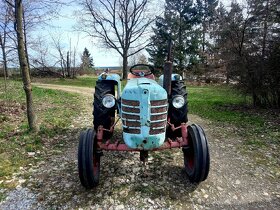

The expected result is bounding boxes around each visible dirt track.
[32,83,94,96]
[0,84,279,209]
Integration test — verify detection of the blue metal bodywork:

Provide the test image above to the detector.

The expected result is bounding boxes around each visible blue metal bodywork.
[98,73,121,99]
[121,78,168,150]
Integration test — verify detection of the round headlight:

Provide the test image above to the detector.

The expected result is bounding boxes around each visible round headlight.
[172,95,185,108]
[102,94,115,108]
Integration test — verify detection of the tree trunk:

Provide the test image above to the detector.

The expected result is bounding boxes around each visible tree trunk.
[122,52,128,80]
[15,0,38,131]
[23,8,31,75]
[66,51,70,78]
[0,36,8,78]
[202,22,206,52]
[72,49,76,78]
[226,67,229,84]
[277,90,280,108]
[3,53,8,79]
[1,44,8,95]
[1,42,7,95]
[1,49,8,79]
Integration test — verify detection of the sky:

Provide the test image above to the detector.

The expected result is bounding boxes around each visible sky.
[35,0,164,67]
[37,0,246,67]
[36,4,121,67]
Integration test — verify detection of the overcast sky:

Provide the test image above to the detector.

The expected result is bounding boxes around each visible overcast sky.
[37,0,246,67]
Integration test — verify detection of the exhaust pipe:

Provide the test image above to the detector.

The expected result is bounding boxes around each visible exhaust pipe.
[163,40,173,96]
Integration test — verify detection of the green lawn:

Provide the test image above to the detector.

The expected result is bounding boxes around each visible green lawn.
[189,85,278,143]
[0,79,82,187]
[33,76,98,88]
[188,86,262,126]
[32,76,128,88]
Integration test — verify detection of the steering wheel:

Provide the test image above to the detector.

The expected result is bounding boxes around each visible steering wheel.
[129,64,154,76]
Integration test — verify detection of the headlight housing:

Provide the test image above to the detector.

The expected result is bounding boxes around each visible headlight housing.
[102,94,115,108]
[172,95,185,109]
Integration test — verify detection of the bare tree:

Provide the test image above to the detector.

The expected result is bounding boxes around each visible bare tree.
[30,36,63,77]
[0,0,13,79]
[20,0,62,72]
[71,36,80,78]
[79,0,153,79]
[30,33,81,78]
[129,52,148,66]
[1,0,64,74]
[14,0,38,131]
[51,34,68,77]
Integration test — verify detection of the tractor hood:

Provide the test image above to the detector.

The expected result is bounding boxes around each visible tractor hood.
[122,78,167,101]
[121,78,168,150]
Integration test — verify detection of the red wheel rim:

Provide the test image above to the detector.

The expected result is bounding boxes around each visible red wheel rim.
[93,155,99,175]
[184,130,195,174]
[185,148,194,171]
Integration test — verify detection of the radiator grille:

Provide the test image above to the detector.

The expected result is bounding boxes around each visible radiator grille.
[122,106,140,113]
[123,128,140,134]
[150,99,168,135]
[150,128,165,135]
[151,114,166,121]
[151,121,166,128]
[122,113,140,120]
[151,99,168,106]
[125,121,141,127]
[122,99,140,106]
[122,99,141,134]
[151,106,167,113]
[122,99,168,135]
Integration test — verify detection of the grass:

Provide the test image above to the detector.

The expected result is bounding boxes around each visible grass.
[188,85,279,143]
[188,86,263,126]
[0,191,6,202]
[0,79,81,185]
[32,76,128,88]
[33,76,98,88]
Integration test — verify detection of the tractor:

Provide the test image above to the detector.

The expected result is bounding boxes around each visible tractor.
[78,44,210,189]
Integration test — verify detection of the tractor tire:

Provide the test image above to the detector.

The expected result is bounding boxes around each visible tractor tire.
[183,124,210,183]
[167,80,188,137]
[78,128,100,189]
[93,80,115,139]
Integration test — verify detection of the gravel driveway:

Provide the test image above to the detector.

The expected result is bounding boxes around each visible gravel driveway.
[0,84,279,209]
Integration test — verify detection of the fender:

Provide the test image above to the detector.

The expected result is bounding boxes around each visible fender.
[98,73,121,99]
[158,74,183,87]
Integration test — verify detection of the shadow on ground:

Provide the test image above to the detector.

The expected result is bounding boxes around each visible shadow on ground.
[22,125,199,209]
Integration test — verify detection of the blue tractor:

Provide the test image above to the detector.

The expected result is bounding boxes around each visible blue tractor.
[78,48,210,189]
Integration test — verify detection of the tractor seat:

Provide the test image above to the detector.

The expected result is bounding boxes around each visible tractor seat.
[127,72,155,80]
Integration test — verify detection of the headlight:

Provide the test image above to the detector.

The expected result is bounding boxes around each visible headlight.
[172,95,185,108]
[102,94,115,108]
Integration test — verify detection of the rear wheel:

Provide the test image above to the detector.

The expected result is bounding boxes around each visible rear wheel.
[167,80,188,137]
[183,124,210,183]
[78,128,100,189]
[93,80,116,139]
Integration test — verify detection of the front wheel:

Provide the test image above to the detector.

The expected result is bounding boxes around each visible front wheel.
[78,128,100,189]
[183,124,210,183]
